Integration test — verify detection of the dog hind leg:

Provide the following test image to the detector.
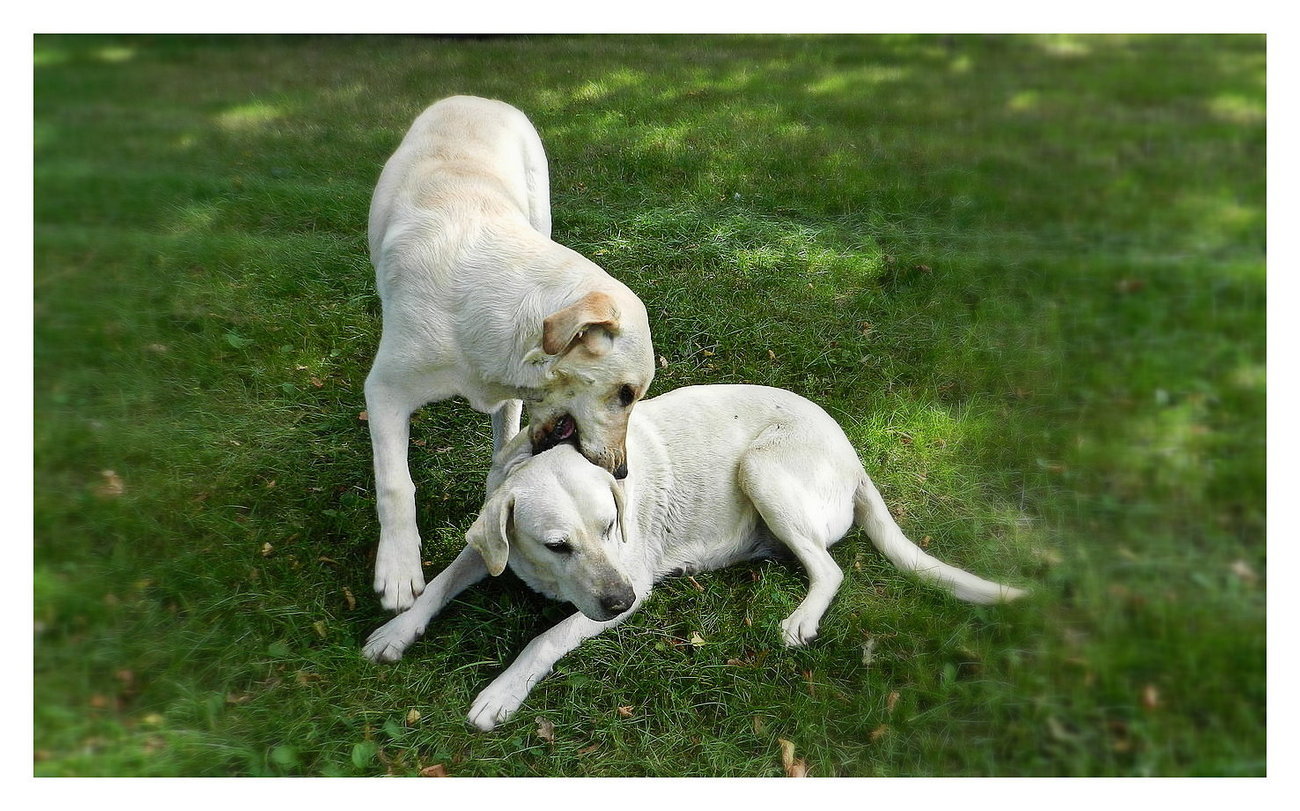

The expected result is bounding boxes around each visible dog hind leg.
[738,432,847,647]
[521,126,551,238]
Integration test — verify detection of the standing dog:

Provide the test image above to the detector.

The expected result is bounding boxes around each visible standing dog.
[365,96,655,611]
[364,384,1026,730]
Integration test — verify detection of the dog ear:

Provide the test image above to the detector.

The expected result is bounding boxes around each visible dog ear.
[466,490,514,576]
[610,479,631,544]
[542,291,621,357]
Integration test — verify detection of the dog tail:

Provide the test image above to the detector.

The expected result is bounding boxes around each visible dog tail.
[853,475,1026,604]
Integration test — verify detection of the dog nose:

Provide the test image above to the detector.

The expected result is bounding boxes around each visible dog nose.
[613,462,628,480]
[599,590,634,616]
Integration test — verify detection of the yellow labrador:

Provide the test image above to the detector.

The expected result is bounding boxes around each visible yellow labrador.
[364,384,1026,730]
[365,96,655,611]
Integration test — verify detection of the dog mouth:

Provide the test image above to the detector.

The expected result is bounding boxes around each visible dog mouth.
[533,414,578,453]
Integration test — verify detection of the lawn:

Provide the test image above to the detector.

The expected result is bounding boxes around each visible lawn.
[33,34,1265,776]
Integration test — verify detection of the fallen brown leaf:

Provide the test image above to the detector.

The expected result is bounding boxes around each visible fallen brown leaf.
[95,470,125,498]
[777,738,809,777]
[617,705,634,718]
[260,542,274,558]
[406,708,421,725]
[342,586,357,611]
[1230,559,1259,583]
[870,724,890,742]
[1142,684,1161,710]
[419,764,449,777]
[687,576,705,592]
[536,716,556,743]
[1115,278,1146,294]
[886,691,900,714]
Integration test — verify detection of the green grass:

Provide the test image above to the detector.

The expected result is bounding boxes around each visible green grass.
[34,34,1265,776]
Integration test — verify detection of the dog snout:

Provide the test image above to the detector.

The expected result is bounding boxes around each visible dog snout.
[612,461,628,480]
[598,586,636,618]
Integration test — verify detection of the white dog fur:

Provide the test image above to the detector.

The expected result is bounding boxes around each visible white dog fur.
[365,96,655,611]
[364,384,1026,731]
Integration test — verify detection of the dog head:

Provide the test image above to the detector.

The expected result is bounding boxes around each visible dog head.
[466,444,637,622]
[525,289,654,480]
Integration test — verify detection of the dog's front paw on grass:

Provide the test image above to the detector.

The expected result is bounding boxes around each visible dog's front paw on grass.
[373,542,426,612]
[363,617,421,663]
[467,682,527,731]
[780,611,822,647]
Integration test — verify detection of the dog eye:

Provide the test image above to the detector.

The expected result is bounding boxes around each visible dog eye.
[543,539,572,554]
[618,384,636,407]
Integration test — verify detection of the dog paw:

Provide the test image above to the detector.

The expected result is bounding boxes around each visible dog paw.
[374,542,426,612]
[780,612,821,648]
[363,615,422,663]
[467,681,528,731]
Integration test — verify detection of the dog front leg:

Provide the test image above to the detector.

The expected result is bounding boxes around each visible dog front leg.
[467,601,639,731]
[364,545,489,663]
[365,375,427,612]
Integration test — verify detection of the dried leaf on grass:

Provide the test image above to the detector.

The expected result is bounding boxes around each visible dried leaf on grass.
[777,738,809,777]
[535,716,556,743]
[861,636,877,667]
[419,764,448,777]
[406,708,421,725]
[95,470,125,497]
[1230,559,1259,583]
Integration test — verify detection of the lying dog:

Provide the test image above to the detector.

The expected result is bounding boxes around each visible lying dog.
[364,384,1026,730]
[365,96,655,611]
